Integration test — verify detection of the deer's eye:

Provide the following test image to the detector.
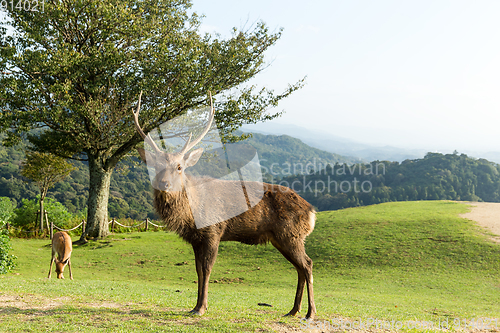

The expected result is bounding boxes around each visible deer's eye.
[177,165,182,171]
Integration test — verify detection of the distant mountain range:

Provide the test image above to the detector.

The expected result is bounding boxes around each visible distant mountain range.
[241,122,500,164]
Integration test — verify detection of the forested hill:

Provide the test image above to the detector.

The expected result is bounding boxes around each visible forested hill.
[242,132,361,180]
[0,132,357,219]
[284,152,500,211]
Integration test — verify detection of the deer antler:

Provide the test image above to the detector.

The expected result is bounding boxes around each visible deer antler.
[133,91,162,154]
[133,91,214,154]
[180,91,215,154]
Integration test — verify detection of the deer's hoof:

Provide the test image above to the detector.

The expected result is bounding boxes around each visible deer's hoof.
[304,311,315,320]
[188,309,203,316]
[284,310,299,317]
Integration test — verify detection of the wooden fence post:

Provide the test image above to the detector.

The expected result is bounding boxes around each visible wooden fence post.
[79,219,87,242]
[5,222,9,231]
[40,209,44,232]
[49,220,53,240]
[45,210,50,232]
[111,218,115,232]
[36,210,40,232]
[145,218,149,231]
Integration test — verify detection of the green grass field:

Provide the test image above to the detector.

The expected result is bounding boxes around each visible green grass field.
[1,201,499,332]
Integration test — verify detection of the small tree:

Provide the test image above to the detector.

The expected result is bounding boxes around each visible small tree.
[21,151,75,233]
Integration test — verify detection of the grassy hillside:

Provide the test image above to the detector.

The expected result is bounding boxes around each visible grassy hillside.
[1,201,499,332]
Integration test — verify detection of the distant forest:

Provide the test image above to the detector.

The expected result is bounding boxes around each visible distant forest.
[282,152,500,211]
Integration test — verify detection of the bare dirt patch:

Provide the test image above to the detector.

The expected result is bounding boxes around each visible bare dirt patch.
[267,321,305,332]
[0,293,68,310]
[460,202,500,243]
[86,301,125,309]
[0,293,130,312]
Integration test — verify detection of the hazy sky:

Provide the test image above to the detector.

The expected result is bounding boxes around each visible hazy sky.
[2,2,499,151]
[191,1,500,152]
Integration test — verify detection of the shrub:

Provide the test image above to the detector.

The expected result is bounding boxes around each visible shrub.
[0,197,16,273]
[0,197,16,225]
[0,230,16,274]
[11,196,74,234]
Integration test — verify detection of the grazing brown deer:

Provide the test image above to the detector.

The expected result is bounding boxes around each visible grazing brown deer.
[134,92,316,319]
[48,231,73,280]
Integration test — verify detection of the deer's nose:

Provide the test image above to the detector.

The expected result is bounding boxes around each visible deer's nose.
[158,181,170,191]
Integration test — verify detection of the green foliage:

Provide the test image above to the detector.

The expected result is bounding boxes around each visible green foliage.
[0,229,16,274]
[289,152,500,211]
[0,197,16,226]
[3,134,500,220]
[0,139,156,219]
[11,196,74,232]
[21,151,75,199]
[0,198,15,272]
[1,131,362,220]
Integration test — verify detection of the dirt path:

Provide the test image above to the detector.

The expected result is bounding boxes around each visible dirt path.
[460,202,500,243]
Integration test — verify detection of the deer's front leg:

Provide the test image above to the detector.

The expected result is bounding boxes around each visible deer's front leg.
[47,257,55,279]
[189,241,219,315]
[191,246,203,314]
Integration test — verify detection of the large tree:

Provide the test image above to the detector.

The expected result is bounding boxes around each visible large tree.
[0,0,303,238]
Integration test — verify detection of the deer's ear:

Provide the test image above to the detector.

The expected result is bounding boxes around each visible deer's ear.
[137,148,155,164]
[184,148,203,168]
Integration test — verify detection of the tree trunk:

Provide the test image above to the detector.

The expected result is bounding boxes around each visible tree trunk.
[85,153,113,239]
[39,198,44,232]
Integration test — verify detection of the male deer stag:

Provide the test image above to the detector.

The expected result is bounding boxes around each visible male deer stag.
[134,93,316,319]
[48,231,73,280]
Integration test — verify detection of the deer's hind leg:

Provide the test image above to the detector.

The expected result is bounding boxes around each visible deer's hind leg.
[272,238,316,320]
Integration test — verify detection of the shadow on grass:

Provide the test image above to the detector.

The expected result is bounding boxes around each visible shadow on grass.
[0,304,209,318]
[0,304,195,322]
[0,304,260,332]
[75,240,113,250]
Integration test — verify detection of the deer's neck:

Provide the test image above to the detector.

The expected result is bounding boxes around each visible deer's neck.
[153,187,196,236]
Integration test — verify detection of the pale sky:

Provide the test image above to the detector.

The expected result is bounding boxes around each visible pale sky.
[192,1,500,152]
